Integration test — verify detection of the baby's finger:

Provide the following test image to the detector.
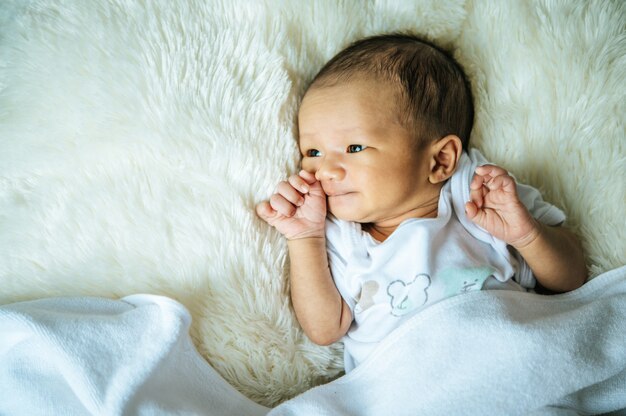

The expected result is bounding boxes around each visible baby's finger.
[269,193,297,217]
[485,174,516,193]
[465,201,488,228]
[255,201,277,222]
[277,181,305,207]
[475,164,508,179]
[288,174,310,194]
[470,171,487,190]
[298,169,318,185]
[469,185,485,209]
[465,201,479,219]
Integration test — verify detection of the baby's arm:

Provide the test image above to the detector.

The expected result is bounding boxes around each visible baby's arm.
[465,165,586,292]
[256,170,352,345]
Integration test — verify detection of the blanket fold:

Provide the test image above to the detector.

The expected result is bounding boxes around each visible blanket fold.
[271,265,626,415]
[1,266,625,415]
[0,295,269,416]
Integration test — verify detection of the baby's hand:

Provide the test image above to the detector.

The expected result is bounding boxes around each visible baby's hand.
[465,165,539,248]
[256,170,327,240]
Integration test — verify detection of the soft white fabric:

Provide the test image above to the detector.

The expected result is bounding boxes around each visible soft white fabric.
[1,266,625,415]
[326,148,566,371]
[0,294,269,416]
[1,0,624,404]
[273,265,626,415]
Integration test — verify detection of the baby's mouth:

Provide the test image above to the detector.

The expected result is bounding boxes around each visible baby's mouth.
[326,192,353,198]
[322,186,353,198]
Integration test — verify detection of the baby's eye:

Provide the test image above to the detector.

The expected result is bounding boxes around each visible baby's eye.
[347,144,367,153]
[306,149,322,157]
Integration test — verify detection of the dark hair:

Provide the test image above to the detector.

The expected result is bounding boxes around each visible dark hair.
[307,33,474,150]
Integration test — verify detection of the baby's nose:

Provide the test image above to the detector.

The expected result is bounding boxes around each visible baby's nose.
[315,159,345,181]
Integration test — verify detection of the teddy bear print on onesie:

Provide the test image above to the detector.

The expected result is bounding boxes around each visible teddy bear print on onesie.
[354,273,431,317]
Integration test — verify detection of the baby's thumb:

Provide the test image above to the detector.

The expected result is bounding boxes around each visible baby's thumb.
[465,201,480,222]
[255,201,277,223]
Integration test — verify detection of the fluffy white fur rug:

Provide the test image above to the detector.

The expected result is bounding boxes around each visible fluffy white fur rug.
[1,0,624,406]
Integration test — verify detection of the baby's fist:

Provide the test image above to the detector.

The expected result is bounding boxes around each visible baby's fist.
[465,165,539,248]
[256,170,327,240]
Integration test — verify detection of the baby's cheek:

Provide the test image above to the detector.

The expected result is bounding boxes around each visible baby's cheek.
[300,159,318,175]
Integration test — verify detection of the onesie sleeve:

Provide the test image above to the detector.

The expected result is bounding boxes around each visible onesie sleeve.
[464,149,567,290]
[516,182,566,226]
[325,216,357,314]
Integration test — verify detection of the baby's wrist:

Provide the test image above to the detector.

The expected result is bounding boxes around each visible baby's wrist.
[286,228,325,241]
[509,219,542,250]
[287,235,327,255]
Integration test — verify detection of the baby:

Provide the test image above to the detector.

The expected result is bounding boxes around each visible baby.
[256,34,586,372]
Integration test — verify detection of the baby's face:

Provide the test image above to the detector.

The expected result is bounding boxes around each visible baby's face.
[298,80,439,226]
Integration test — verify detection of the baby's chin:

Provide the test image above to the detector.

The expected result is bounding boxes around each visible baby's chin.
[327,194,365,221]
[328,207,367,224]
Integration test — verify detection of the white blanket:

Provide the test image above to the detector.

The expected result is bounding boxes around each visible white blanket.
[2,266,625,415]
[2,0,625,403]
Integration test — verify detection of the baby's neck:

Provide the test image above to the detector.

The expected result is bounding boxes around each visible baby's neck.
[363,204,438,242]
[362,223,395,242]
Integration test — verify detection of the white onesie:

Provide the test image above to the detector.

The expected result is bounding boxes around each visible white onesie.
[325,149,566,372]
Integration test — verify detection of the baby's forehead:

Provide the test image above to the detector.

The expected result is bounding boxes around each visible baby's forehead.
[300,76,404,111]
[298,82,407,135]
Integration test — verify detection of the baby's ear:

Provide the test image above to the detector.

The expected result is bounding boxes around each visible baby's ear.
[428,135,462,184]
